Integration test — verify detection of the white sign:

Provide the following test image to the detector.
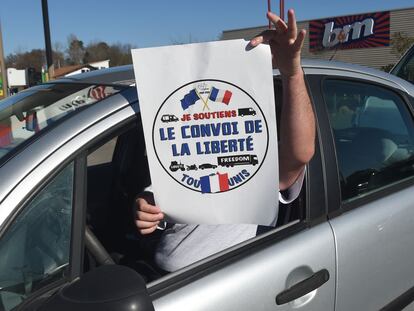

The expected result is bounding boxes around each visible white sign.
[132,39,278,225]
[7,68,27,87]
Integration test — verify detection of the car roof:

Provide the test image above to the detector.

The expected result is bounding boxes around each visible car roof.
[299,59,414,94]
[57,64,136,85]
[60,59,414,96]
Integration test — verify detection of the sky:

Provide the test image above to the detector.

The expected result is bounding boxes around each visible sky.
[1,0,414,57]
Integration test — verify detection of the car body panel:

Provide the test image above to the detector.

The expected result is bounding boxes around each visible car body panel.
[152,223,336,311]
[330,184,414,310]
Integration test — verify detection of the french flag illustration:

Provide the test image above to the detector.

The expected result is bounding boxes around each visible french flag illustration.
[200,173,229,193]
[209,87,232,105]
[181,89,200,110]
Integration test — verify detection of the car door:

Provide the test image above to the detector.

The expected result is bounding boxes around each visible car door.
[0,93,139,309]
[315,75,414,310]
[147,78,336,311]
[150,222,335,311]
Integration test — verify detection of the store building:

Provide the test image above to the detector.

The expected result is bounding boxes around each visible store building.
[221,6,414,70]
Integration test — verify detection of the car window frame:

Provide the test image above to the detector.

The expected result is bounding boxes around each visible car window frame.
[47,75,328,298]
[147,74,328,298]
[318,75,414,215]
[16,118,139,310]
[72,103,324,298]
[0,98,139,309]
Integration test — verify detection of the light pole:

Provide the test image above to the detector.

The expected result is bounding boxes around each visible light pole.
[268,0,285,29]
[268,0,272,28]
[280,0,285,21]
[41,0,54,80]
[0,19,7,99]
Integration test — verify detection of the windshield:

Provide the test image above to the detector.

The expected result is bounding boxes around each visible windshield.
[0,83,126,164]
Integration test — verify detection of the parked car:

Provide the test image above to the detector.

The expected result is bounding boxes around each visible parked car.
[198,163,218,170]
[1,61,414,310]
[390,43,414,84]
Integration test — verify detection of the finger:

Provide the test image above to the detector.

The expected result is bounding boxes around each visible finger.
[251,29,279,46]
[138,199,162,214]
[140,225,158,235]
[250,34,266,47]
[287,9,297,40]
[293,29,306,51]
[136,219,160,229]
[267,11,287,32]
[137,210,164,222]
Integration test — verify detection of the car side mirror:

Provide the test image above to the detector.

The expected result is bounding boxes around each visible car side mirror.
[38,264,154,311]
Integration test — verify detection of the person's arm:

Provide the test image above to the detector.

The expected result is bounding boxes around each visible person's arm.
[250,9,315,190]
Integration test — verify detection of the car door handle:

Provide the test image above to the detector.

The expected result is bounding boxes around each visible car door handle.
[275,269,330,305]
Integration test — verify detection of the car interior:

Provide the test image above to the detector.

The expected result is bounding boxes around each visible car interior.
[324,80,414,201]
[84,78,306,282]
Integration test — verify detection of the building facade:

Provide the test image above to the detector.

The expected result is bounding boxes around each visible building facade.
[221,7,414,70]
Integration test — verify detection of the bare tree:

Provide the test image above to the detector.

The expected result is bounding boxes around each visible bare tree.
[66,34,85,65]
[53,42,65,68]
[391,32,414,58]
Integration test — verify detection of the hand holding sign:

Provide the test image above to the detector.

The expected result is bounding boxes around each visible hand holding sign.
[250,9,306,77]
[135,198,164,235]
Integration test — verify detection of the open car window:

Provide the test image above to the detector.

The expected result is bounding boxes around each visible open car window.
[82,80,306,282]
[323,79,414,202]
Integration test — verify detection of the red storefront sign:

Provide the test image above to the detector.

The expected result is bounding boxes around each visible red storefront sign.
[309,11,390,51]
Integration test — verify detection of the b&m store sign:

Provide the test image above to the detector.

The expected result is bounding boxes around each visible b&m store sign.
[309,11,390,51]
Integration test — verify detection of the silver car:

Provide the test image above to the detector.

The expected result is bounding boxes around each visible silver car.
[1,61,414,311]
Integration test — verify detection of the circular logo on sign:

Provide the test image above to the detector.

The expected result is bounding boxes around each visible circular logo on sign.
[152,79,269,194]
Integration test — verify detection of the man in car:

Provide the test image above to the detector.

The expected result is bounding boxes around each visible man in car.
[135,9,315,272]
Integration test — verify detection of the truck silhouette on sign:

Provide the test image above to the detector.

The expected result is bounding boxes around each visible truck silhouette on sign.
[238,108,256,117]
[161,114,179,122]
[217,154,258,167]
